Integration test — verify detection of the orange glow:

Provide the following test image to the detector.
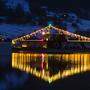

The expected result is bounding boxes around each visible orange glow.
[12,53,90,83]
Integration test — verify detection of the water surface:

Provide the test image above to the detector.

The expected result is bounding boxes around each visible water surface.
[12,52,90,83]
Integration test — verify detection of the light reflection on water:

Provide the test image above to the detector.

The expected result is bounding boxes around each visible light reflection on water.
[12,52,90,83]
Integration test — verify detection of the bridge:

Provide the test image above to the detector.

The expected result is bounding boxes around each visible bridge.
[12,24,90,49]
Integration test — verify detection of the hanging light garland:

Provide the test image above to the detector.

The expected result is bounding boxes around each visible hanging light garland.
[12,25,90,45]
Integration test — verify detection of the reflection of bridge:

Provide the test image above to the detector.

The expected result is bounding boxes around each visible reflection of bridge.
[12,24,90,48]
[12,53,90,83]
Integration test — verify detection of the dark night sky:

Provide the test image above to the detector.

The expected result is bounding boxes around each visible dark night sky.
[30,0,90,19]
[30,0,90,8]
[0,0,89,19]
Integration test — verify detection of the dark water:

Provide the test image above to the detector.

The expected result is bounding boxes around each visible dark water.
[0,43,90,90]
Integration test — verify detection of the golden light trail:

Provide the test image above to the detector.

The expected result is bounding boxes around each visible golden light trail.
[12,53,90,83]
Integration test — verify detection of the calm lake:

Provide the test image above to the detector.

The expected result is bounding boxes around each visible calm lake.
[0,43,90,90]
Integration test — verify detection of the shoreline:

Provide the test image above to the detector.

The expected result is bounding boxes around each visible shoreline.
[0,42,90,54]
[12,48,90,54]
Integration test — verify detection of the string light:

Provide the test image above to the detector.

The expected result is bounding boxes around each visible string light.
[12,25,90,45]
[42,31,45,35]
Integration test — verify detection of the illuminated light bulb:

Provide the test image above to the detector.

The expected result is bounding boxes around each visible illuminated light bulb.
[49,24,52,27]
[46,38,48,41]
[12,40,16,44]
[48,78,52,83]
[42,31,45,35]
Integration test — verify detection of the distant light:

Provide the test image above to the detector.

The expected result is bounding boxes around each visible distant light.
[22,44,27,47]
[48,21,53,26]
[42,31,45,35]
[12,40,16,44]
[46,38,48,41]
[49,24,52,27]
[64,14,66,17]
